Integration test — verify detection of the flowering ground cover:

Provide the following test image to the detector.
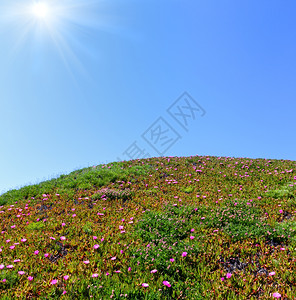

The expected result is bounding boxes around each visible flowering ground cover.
[0,155,295,299]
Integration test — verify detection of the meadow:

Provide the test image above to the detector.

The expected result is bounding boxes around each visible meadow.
[0,155,295,299]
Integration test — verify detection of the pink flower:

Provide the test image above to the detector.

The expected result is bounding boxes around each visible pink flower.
[21,239,27,242]
[106,272,109,276]
[18,271,25,275]
[279,210,283,214]
[72,214,76,217]
[221,277,225,281]
[269,271,276,276]
[182,252,187,257]
[92,273,99,278]
[34,250,39,255]
[94,244,100,249]
[128,267,131,272]
[272,292,281,298]
[60,236,66,241]
[163,281,171,287]
[2,279,6,283]
[170,258,175,262]
[63,275,69,280]
[6,265,13,269]
[51,279,58,285]
[190,236,195,240]
[151,269,157,273]
[142,283,149,287]
[280,248,285,251]
[93,236,97,240]
[28,276,33,281]
[114,270,121,273]
[119,225,124,230]
[44,253,49,258]
[83,260,90,264]
[190,228,194,232]
[0,265,4,269]
[111,257,116,261]
[226,273,232,279]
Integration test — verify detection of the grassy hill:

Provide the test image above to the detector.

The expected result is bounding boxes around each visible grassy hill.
[0,155,295,299]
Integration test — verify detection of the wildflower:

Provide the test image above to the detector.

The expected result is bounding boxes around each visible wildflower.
[151,269,157,273]
[111,257,116,261]
[28,276,33,281]
[269,272,276,276]
[272,292,281,298]
[92,273,99,278]
[2,279,6,283]
[44,253,49,258]
[221,277,225,281]
[226,273,232,279]
[34,250,39,255]
[114,270,121,273]
[170,258,175,262]
[83,260,90,264]
[51,279,58,285]
[60,236,66,241]
[64,275,69,280]
[142,283,149,287]
[182,252,187,257]
[119,225,124,230]
[190,236,195,240]
[279,210,283,214]
[18,271,25,275]
[191,228,194,232]
[106,272,109,276]
[94,244,100,249]
[128,267,131,272]
[21,238,27,242]
[163,281,171,287]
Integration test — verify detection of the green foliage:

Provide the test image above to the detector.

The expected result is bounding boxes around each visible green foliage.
[82,221,93,235]
[197,200,269,241]
[26,221,46,231]
[180,186,194,194]
[0,163,151,205]
[0,270,19,290]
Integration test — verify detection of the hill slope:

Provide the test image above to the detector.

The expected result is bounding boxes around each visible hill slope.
[0,156,296,299]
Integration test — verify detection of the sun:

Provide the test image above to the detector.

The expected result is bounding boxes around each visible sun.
[31,2,50,19]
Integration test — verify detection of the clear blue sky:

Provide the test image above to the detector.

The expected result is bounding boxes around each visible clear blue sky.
[0,0,295,194]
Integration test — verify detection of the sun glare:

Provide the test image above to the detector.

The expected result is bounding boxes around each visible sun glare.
[32,2,50,19]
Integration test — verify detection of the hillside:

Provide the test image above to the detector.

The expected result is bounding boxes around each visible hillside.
[0,155,296,299]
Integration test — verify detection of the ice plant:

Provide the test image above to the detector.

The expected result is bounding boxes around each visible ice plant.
[163,281,171,287]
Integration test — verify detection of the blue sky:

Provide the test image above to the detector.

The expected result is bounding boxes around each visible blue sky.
[0,0,295,194]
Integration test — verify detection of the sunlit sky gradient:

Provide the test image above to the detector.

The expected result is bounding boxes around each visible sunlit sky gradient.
[1,0,296,194]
